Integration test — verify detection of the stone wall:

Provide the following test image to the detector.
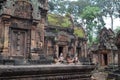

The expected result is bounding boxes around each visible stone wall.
[0,65,94,80]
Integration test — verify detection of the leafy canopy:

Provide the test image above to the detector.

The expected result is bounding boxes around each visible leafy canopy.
[81,6,100,21]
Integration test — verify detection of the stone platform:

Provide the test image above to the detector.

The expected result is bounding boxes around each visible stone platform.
[0,64,94,80]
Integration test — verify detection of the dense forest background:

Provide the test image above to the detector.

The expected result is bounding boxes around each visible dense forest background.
[48,0,120,45]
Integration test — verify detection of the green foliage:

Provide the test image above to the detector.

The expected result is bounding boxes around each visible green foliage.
[81,6,102,43]
[81,6,100,21]
[49,0,117,44]
[48,13,72,28]
[74,28,85,38]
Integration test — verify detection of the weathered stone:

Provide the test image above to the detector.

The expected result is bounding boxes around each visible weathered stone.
[0,65,94,80]
[90,27,118,66]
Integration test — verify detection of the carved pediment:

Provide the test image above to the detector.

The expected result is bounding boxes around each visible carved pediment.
[14,1,32,19]
[58,32,70,42]
[58,35,68,42]
[99,28,114,43]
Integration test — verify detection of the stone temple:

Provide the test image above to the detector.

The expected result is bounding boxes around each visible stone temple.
[0,0,94,80]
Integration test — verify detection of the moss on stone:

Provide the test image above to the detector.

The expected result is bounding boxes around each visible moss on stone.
[74,27,85,38]
[48,13,72,28]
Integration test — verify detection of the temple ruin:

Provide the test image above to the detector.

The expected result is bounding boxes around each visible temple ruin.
[0,0,48,62]
[90,27,118,66]
[0,0,94,80]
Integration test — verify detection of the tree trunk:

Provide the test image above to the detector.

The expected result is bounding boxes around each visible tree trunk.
[110,15,113,30]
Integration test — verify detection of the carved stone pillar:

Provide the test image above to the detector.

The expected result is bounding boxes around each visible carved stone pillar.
[81,42,84,57]
[84,41,87,57]
[2,20,10,58]
[108,53,110,65]
[65,46,68,58]
[74,40,77,54]
[55,44,58,58]
[40,18,45,47]
[31,26,36,50]
[118,49,120,66]
[98,52,102,66]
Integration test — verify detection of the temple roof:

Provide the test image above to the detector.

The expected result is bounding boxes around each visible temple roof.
[90,43,118,52]
[47,13,86,38]
[91,27,118,52]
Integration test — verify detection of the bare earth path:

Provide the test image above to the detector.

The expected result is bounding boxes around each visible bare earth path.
[92,71,108,80]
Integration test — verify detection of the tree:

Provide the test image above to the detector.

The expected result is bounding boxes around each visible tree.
[48,0,106,44]
[81,6,104,44]
[92,0,120,30]
[48,0,91,24]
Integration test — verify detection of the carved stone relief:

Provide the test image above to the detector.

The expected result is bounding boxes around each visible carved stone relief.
[14,1,32,19]
[10,19,31,29]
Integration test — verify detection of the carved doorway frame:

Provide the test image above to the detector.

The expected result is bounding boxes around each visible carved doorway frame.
[9,28,31,59]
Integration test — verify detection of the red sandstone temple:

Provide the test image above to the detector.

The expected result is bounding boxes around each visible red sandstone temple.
[0,1,95,80]
[90,28,118,66]
[45,13,87,62]
[0,0,89,64]
[0,0,48,64]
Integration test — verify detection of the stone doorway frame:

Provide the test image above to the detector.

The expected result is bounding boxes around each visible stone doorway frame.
[103,53,108,66]
[9,28,31,59]
[58,46,64,57]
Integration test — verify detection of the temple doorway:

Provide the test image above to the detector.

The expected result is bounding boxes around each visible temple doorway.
[10,28,29,58]
[103,54,108,65]
[59,46,63,57]
[76,47,81,57]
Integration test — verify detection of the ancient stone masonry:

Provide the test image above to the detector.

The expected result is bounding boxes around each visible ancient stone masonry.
[0,0,90,65]
[0,65,94,80]
[0,1,95,79]
[0,0,48,63]
[107,30,120,80]
[45,13,88,64]
[116,30,120,66]
[90,27,118,66]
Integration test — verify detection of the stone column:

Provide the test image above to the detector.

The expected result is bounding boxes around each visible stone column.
[108,53,110,65]
[74,40,77,54]
[40,18,45,47]
[55,45,58,58]
[118,49,120,66]
[109,50,113,65]
[2,21,10,58]
[84,41,87,57]
[31,26,36,50]
[98,52,101,66]
[0,20,4,53]
[65,46,68,58]
[81,42,84,57]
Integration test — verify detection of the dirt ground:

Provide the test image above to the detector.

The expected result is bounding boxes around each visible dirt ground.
[91,71,108,80]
